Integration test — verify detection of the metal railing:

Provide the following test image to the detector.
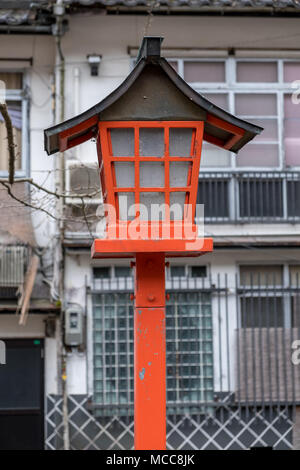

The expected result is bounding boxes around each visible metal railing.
[198,171,300,223]
[88,273,300,418]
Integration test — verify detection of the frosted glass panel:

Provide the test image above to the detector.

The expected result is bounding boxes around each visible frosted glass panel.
[235,94,277,116]
[118,192,135,220]
[140,162,164,187]
[237,62,277,82]
[170,192,186,220]
[139,128,164,157]
[285,139,300,166]
[284,62,300,82]
[169,128,193,156]
[140,192,165,220]
[203,93,229,111]
[169,162,190,187]
[249,119,278,141]
[284,95,300,166]
[284,95,300,136]
[110,128,134,156]
[237,144,278,167]
[114,162,134,187]
[201,143,231,167]
[184,61,225,83]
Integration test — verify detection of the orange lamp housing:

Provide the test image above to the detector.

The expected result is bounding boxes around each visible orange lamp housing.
[96,120,206,250]
[44,36,262,450]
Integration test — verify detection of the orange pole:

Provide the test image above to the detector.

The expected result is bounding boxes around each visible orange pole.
[134,253,166,450]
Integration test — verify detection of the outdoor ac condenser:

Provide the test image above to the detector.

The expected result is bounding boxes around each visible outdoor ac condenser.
[0,246,26,286]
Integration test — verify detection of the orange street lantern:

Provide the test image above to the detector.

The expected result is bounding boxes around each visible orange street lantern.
[96,120,205,246]
[44,36,262,451]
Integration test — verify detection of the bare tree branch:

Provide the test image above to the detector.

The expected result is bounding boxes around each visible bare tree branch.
[0,182,58,220]
[0,103,15,184]
[0,177,101,199]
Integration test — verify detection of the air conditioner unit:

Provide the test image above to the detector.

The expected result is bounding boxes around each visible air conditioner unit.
[65,160,102,205]
[0,246,26,287]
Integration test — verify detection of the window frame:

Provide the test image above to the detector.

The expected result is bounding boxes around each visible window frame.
[168,57,299,173]
[237,262,294,329]
[0,69,29,177]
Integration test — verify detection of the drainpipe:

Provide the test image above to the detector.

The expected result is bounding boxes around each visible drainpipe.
[53,0,69,451]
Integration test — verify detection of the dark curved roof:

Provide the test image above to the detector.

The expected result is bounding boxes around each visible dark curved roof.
[44,36,262,156]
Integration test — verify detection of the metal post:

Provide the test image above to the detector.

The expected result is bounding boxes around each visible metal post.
[134,252,166,450]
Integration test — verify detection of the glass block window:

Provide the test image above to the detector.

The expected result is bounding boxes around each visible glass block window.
[92,290,214,414]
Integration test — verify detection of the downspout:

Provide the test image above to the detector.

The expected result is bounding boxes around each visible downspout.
[53,0,69,451]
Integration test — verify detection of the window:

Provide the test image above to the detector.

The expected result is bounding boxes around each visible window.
[93,267,110,279]
[240,297,284,328]
[92,290,214,413]
[236,62,278,83]
[239,265,284,328]
[0,72,26,175]
[170,265,185,278]
[235,93,279,167]
[184,61,225,83]
[191,266,207,278]
[240,265,283,286]
[93,266,132,279]
[115,266,131,278]
[168,58,300,171]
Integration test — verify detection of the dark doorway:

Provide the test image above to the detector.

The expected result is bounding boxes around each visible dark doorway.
[0,339,44,450]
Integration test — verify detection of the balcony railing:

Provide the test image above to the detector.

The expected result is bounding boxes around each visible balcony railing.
[198,171,300,223]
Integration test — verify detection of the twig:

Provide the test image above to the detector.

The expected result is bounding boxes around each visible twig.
[0,181,58,220]
[0,177,101,199]
[80,197,94,239]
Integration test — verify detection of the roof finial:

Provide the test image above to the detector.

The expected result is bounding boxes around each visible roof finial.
[136,36,164,63]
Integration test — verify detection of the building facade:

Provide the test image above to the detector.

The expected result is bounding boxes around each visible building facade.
[0,0,300,450]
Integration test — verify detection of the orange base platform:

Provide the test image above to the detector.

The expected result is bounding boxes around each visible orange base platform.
[91,237,213,259]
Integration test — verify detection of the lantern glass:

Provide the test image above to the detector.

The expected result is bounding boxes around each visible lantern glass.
[139,128,164,157]
[140,192,165,220]
[170,192,186,220]
[110,128,134,156]
[118,192,135,220]
[140,162,165,187]
[169,161,190,187]
[115,162,135,187]
[169,128,193,157]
